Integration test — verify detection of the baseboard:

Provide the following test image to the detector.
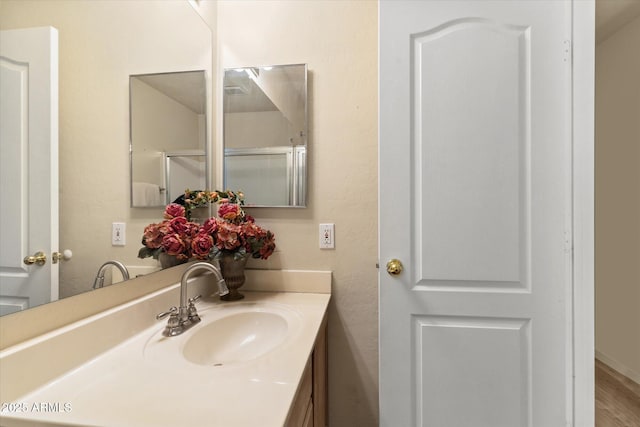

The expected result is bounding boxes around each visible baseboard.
[595,350,640,385]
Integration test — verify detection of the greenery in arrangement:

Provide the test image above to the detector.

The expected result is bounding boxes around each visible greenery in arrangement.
[139,190,276,262]
[181,189,244,221]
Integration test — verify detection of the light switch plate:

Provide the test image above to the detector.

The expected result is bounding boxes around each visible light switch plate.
[112,222,126,246]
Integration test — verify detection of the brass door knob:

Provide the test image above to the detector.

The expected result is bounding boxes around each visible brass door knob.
[24,251,47,266]
[386,259,403,276]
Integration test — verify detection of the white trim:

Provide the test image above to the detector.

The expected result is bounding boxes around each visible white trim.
[596,351,640,385]
[49,27,59,303]
[572,1,595,426]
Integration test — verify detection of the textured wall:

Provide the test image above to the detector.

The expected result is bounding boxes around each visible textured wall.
[217,1,379,424]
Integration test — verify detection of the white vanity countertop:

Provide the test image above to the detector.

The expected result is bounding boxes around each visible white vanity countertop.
[0,290,330,427]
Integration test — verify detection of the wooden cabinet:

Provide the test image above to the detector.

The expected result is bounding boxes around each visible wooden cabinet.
[286,315,328,427]
[312,314,327,427]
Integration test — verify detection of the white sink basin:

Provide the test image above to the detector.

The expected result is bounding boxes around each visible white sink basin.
[183,311,288,365]
[142,301,301,369]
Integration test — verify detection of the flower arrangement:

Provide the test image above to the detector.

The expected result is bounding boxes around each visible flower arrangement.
[139,190,275,263]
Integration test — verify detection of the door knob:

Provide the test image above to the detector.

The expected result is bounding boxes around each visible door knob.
[52,249,73,264]
[386,259,403,276]
[24,251,47,266]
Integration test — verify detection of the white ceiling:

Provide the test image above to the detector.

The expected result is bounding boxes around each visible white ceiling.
[596,0,640,43]
[136,71,206,114]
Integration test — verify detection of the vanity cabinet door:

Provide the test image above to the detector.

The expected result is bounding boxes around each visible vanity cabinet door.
[286,359,313,426]
[312,316,328,427]
[302,400,313,427]
[286,313,328,427]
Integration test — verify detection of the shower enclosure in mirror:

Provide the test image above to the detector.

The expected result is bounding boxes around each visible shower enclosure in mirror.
[130,71,208,207]
[223,64,307,207]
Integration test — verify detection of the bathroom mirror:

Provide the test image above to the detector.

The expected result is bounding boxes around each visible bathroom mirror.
[223,64,307,207]
[0,0,212,316]
[130,71,208,207]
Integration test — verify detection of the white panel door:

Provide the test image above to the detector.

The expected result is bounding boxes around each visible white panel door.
[380,1,574,426]
[0,27,59,315]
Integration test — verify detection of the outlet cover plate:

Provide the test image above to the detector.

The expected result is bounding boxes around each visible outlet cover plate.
[319,223,335,249]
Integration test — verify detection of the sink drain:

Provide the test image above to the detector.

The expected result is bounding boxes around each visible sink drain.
[213,363,223,367]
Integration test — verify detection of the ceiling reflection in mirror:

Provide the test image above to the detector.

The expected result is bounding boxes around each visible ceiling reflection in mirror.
[223,64,307,207]
[130,71,208,207]
[0,0,212,316]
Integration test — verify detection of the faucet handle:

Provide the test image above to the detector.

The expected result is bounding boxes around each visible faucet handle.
[156,306,178,320]
[187,295,202,324]
[157,306,183,337]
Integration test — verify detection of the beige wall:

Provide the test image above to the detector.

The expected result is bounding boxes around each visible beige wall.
[217,1,379,425]
[595,13,640,382]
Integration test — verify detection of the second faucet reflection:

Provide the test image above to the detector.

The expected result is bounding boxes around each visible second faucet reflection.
[92,261,130,289]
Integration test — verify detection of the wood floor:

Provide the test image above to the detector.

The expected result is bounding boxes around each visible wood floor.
[595,359,640,427]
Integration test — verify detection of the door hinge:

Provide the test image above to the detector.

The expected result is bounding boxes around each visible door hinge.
[563,40,572,64]
[564,230,573,254]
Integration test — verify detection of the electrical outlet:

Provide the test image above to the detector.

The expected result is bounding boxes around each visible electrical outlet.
[112,222,126,246]
[319,223,335,249]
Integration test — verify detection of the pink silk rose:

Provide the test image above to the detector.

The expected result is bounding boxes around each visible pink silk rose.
[218,203,241,221]
[164,203,186,220]
[191,233,213,259]
[143,222,168,249]
[162,233,187,258]
[241,222,262,238]
[216,223,241,250]
[184,221,201,237]
[259,237,276,259]
[201,217,219,235]
[168,217,190,234]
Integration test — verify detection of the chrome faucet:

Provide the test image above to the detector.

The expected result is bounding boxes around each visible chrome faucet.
[92,260,130,289]
[156,262,229,337]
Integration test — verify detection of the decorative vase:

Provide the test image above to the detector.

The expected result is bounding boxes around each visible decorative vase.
[218,253,249,301]
[158,252,188,269]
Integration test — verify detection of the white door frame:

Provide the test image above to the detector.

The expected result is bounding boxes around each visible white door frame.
[572,2,595,425]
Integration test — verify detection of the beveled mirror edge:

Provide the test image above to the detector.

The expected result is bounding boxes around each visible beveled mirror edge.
[221,63,308,207]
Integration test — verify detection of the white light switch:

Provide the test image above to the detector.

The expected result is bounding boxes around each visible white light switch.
[319,223,335,249]
[112,222,126,246]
